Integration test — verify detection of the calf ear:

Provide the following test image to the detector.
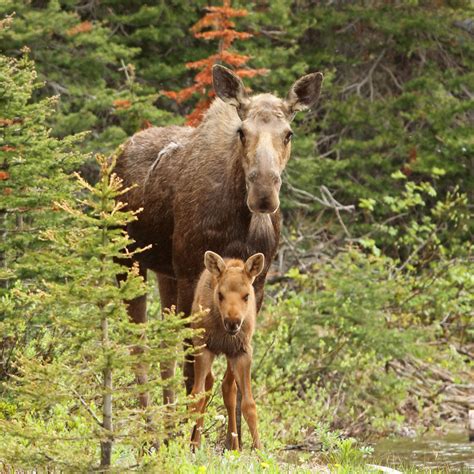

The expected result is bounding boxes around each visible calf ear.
[204,251,226,277]
[244,253,265,279]
[212,65,249,109]
[285,72,323,117]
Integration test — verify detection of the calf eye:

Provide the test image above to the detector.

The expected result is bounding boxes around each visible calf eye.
[243,294,249,302]
[284,131,293,145]
[238,128,246,144]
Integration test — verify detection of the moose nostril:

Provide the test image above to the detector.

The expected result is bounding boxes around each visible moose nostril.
[247,171,258,183]
[271,172,281,185]
[225,321,240,334]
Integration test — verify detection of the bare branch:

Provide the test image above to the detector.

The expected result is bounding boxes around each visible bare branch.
[71,388,102,426]
[343,49,386,101]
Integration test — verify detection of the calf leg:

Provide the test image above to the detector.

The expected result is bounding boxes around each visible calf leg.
[231,353,261,450]
[222,361,239,450]
[190,348,214,450]
[235,273,266,447]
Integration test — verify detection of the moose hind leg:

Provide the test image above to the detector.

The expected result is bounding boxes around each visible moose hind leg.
[157,273,178,406]
[177,278,197,395]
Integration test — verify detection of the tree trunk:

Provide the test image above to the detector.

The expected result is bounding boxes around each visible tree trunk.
[100,316,113,469]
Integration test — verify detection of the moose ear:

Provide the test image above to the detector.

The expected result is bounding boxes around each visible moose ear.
[285,72,323,116]
[244,253,265,279]
[204,251,226,277]
[212,65,249,109]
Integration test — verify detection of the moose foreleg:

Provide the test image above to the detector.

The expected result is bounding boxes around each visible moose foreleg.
[222,362,239,450]
[127,293,149,410]
[233,353,261,450]
[190,348,214,450]
[157,274,178,406]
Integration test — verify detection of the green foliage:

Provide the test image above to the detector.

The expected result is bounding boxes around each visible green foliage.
[0,43,193,469]
[0,0,179,154]
[250,239,471,441]
[0,41,84,382]
[0,154,196,470]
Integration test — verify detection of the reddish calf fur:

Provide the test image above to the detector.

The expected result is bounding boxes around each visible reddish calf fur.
[190,251,264,450]
[116,65,323,406]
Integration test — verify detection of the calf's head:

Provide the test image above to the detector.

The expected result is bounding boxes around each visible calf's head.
[204,251,265,336]
[213,65,323,214]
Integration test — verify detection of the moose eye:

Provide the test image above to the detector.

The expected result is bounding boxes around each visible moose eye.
[218,292,224,302]
[284,131,293,145]
[243,294,249,302]
[237,128,246,144]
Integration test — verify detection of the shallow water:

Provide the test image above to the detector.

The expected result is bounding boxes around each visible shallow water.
[373,430,474,472]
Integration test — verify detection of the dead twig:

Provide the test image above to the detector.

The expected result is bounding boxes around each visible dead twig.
[343,49,386,101]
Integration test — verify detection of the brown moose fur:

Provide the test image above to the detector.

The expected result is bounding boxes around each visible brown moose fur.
[115,66,323,402]
[116,98,280,287]
[189,252,264,450]
[192,254,262,357]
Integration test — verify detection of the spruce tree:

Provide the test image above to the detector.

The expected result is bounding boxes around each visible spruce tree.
[0,17,83,379]
[1,20,193,469]
[1,151,194,470]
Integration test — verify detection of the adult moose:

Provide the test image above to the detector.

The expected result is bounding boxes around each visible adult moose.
[116,65,323,413]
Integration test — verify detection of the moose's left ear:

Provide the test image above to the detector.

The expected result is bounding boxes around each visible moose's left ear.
[244,253,265,280]
[285,72,323,116]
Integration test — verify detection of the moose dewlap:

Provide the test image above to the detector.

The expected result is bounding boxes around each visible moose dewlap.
[190,251,265,450]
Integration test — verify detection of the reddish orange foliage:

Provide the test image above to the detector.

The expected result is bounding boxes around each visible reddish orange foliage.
[0,118,23,127]
[162,0,267,126]
[0,171,10,180]
[0,146,15,152]
[141,119,154,130]
[66,21,93,37]
[113,99,132,110]
[401,146,417,176]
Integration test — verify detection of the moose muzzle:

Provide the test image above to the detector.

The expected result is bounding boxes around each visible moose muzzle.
[246,171,281,214]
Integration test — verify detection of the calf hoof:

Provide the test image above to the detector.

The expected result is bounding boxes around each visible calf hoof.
[251,440,262,450]
[225,431,240,451]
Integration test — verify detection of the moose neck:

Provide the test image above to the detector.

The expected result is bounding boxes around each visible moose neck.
[197,99,250,218]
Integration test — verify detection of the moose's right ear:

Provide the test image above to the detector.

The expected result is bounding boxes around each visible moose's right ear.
[212,65,249,109]
[204,251,226,277]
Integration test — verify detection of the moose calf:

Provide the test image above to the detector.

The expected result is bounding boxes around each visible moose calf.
[190,251,264,451]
